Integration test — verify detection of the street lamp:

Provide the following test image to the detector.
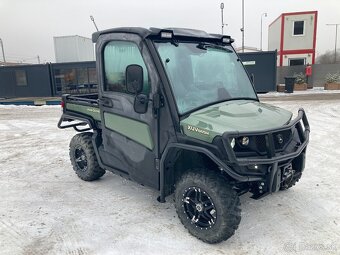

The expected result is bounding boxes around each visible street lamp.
[326,23,340,63]
[260,13,267,51]
[0,38,6,63]
[220,3,225,35]
[241,0,244,52]
[90,15,99,32]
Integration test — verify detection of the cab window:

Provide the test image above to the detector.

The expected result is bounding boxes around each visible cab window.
[103,41,150,94]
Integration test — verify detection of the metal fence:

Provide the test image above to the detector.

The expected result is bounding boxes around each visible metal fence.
[2,60,339,99]
[277,63,340,87]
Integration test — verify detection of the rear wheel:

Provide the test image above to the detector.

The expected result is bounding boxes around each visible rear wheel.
[175,169,241,244]
[69,132,105,181]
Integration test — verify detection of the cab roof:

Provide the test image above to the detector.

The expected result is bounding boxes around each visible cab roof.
[92,27,233,43]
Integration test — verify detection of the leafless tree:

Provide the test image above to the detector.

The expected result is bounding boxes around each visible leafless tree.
[316,49,340,64]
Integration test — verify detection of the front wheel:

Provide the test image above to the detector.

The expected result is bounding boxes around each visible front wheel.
[175,169,241,244]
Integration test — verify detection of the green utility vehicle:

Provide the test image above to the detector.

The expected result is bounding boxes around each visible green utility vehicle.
[58,27,310,243]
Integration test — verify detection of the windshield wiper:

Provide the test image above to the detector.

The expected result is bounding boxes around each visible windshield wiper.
[196,43,232,52]
[180,97,258,117]
[224,97,258,102]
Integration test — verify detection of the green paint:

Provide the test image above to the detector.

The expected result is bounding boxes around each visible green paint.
[104,112,154,150]
[66,103,101,121]
[181,100,292,143]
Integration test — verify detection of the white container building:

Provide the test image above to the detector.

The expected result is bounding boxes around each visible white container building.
[54,35,95,63]
[268,11,318,66]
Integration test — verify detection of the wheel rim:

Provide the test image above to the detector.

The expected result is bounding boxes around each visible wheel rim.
[74,147,88,172]
[182,187,217,229]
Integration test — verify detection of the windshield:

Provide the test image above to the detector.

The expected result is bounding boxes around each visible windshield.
[155,42,257,114]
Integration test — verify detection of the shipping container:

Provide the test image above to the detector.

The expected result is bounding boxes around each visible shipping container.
[54,35,95,63]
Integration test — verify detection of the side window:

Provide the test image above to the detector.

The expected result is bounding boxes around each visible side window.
[293,21,304,36]
[15,70,27,86]
[103,41,150,94]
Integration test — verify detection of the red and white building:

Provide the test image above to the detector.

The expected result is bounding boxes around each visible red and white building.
[268,11,318,66]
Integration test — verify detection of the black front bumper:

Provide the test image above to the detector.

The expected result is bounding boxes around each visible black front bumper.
[221,108,310,194]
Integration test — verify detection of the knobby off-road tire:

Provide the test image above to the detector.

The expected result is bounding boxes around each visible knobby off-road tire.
[175,169,241,244]
[69,132,105,181]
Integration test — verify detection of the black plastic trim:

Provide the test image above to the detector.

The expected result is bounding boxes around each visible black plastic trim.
[222,108,310,165]
[158,143,263,203]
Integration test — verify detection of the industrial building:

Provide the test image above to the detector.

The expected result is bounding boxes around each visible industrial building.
[268,11,318,66]
[54,35,95,63]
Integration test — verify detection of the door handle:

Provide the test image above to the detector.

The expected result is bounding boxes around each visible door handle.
[99,98,113,107]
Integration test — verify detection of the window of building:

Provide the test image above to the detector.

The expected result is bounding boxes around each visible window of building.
[103,41,150,94]
[289,58,305,66]
[15,70,27,86]
[53,66,98,95]
[53,68,77,93]
[88,67,97,85]
[293,21,304,36]
[77,68,89,86]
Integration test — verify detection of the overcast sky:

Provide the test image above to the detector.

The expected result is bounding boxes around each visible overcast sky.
[1,0,340,63]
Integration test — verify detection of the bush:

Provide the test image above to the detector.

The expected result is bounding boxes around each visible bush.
[294,72,306,84]
[325,72,340,83]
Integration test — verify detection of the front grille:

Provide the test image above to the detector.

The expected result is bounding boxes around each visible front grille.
[234,130,293,157]
[255,136,267,153]
[273,130,292,150]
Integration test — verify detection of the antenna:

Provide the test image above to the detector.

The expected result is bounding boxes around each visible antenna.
[90,15,99,32]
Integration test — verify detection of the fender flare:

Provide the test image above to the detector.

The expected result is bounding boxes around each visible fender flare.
[158,143,262,203]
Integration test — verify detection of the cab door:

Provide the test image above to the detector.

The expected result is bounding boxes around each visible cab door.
[96,34,158,189]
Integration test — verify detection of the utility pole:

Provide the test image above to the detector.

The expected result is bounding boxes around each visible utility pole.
[90,15,99,32]
[260,13,267,51]
[0,38,6,63]
[241,0,244,52]
[37,55,41,64]
[221,3,224,34]
[326,23,339,63]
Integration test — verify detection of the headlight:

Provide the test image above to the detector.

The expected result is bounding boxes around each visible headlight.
[240,136,249,146]
[230,138,235,148]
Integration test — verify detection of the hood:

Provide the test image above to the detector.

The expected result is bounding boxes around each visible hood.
[180,100,293,143]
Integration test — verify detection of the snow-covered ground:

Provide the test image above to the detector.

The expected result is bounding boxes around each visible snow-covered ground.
[0,100,339,255]
[260,87,340,98]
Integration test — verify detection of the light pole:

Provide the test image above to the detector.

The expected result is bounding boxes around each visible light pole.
[220,3,225,34]
[326,23,339,63]
[260,13,267,51]
[241,0,244,52]
[90,15,99,32]
[0,38,6,63]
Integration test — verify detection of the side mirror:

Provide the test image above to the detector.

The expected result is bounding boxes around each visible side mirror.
[134,94,148,114]
[126,64,144,94]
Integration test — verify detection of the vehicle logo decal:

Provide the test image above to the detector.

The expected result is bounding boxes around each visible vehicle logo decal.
[187,125,209,135]
[87,108,100,113]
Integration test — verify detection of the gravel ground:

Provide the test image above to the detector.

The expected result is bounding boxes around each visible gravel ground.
[0,99,339,255]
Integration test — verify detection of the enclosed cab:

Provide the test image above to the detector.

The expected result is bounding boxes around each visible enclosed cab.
[58,27,310,243]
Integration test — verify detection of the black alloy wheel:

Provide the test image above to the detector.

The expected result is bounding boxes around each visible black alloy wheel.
[182,187,217,229]
[74,147,88,172]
